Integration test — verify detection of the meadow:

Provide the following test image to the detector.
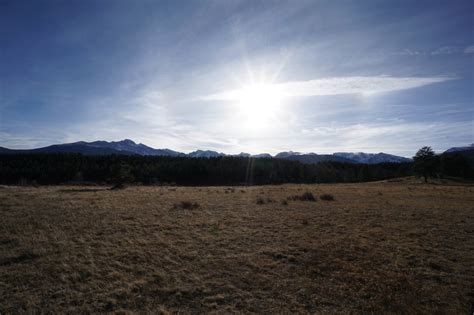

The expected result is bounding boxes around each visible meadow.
[1,178,473,313]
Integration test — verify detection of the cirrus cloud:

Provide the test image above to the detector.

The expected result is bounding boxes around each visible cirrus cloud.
[201,76,457,101]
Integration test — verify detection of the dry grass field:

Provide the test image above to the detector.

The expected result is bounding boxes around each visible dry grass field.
[1,178,473,313]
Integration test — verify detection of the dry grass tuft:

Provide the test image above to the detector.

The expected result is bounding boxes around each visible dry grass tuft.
[110,183,127,190]
[320,193,335,201]
[288,191,317,201]
[0,250,40,267]
[173,201,200,210]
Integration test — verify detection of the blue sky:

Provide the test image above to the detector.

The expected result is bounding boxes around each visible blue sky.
[1,0,472,156]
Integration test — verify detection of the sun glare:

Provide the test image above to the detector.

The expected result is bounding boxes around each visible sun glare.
[235,83,283,129]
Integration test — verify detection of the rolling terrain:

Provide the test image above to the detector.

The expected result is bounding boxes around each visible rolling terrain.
[0,178,473,313]
[0,139,412,164]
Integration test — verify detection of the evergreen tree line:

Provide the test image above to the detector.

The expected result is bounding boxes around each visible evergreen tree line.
[0,152,470,186]
[412,147,473,182]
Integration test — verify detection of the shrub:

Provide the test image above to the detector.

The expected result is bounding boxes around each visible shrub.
[320,194,335,201]
[174,201,200,210]
[287,191,316,201]
[256,197,266,205]
[281,200,288,206]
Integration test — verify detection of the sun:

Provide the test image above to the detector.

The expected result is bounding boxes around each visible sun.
[235,83,283,129]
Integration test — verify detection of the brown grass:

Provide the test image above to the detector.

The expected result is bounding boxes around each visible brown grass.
[0,178,473,313]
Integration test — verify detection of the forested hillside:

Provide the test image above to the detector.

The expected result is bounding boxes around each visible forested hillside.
[1,152,470,186]
[0,154,413,185]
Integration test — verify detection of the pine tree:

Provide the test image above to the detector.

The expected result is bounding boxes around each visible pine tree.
[413,146,437,182]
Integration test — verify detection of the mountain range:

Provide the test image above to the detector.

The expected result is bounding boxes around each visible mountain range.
[1,138,456,165]
[444,144,474,153]
[443,144,474,166]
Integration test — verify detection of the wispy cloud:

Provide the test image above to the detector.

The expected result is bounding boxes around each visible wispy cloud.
[392,45,474,56]
[430,46,460,55]
[202,76,456,101]
[391,48,423,56]
[464,45,474,54]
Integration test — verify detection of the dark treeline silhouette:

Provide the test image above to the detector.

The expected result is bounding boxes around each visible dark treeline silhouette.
[412,146,474,182]
[0,152,470,186]
[438,153,473,179]
[0,154,413,186]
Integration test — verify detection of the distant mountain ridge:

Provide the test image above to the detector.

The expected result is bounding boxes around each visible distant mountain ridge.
[188,150,224,158]
[443,144,474,167]
[334,152,412,164]
[0,139,184,157]
[0,139,414,164]
[284,153,356,164]
[444,144,474,153]
[80,139,185,156]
